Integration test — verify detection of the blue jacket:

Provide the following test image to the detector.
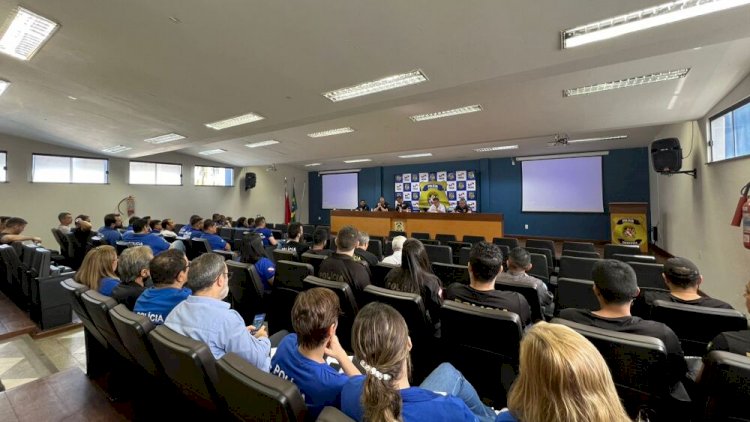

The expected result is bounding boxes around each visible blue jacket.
[134,287,191,325]
[122,232,170,255]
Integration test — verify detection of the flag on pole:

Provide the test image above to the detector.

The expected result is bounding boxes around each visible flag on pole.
[284,178,291,224]
[291,178,298,223]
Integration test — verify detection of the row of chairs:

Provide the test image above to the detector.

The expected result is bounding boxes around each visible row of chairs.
[558,256,665,290]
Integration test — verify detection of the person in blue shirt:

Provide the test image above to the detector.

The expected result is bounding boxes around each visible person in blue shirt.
[341,302,497,422]
[178,215,202,237]
[122,218,171,256]
[271,288,360,418]
[239,234,275,291]
[148,219,162,234]
[134,249,191,325]
[73,245,119,296]
[124,215,140,233]
[253,216,277,247]
[200,219,231,251]
[97,213,122,246]
[165,253,272,371]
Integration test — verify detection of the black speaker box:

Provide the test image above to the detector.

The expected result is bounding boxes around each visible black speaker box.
[651,138,682,173]
[244,172,256,190]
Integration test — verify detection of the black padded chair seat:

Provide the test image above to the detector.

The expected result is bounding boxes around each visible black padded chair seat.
[109,304,160,376]
[700,350,750,421]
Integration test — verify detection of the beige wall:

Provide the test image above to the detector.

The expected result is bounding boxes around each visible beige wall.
[0,134,308,247]
[237,165,309,225]
[649,74,750,310]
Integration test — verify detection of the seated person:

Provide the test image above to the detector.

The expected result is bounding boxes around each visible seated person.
[445,242,531,327]
[160,218,178,238]
[74,245,119,296]
[246,217,256,229]
[453,199,472,214]
[709,279,750,356]
[253,216,277,247]
[271,288,361,418]
[353,231,379,267]
[318,225,371,305]
[124,215,139,233]
[558,259,689,401]
[373,196,390,212]
[381,235,406,265]
[427,197,446,213]
[354,199,370,212]
[238,234,275,290]
[394,195,410,212]
[199,219,231,251]
[341,302,498,422]
[0,216,10,232]
[148,219,162,234]
[178,215,201,237]
[134,249,191,325]
[0,217,42,244]
[166,253,271,371]
[57,212,73,234]
[497,322,630,422]
[496,247,553,315]
[97,213,123,245]
[112,246,154,310]
[308,227,333,257]
[234,217,248,228]
[122,218,171,255]
[279,222,309,257]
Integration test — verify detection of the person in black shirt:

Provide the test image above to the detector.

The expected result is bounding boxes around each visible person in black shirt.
[112,246,154,310]
[280,222,310,258]
[453,198,472,214]
[709,279,750,356]
[318,225,371,304]
[372,196,390,212]
[445,242,531,327]
[354,200,370,212]
[308,227,333,257]
[558,259,689,402]
[394,195,410,212]
[353,231,379,267]
[0,217,41,244]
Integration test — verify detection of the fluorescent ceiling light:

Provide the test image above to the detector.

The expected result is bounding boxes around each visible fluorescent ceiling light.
[205,112,264,130]
[398,153,433,158]
[343,158,372,163]
[0,79,9,96]
[102,145,132,153]
[0,7,58,60]
[323,69,428,102]
[307,127,355,138]
[567,135,628,144]
[562,0,750,49]
[245,140,280,148]
[304,163,322,167]
[564,68,689,97]
[144,133,186,144]
[474,145,519,152]
[199,149,226,155]
[410,105,483,122]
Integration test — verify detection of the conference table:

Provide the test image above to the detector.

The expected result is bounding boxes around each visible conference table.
[330,210,503,240]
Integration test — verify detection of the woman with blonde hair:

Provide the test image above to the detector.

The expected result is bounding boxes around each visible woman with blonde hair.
[74,245,119,295]
[497,321,630,422]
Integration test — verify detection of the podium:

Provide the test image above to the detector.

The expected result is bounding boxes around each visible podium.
[609,202,649,253]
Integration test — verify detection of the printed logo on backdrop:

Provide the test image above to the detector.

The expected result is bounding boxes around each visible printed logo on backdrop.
[403,174,411,183]
[411,173,419,183]
[467,180,476,191]
[437,172,447,181]
[468,171,476,180]
[411,192,420,201]
[395,175,403,183]
[429,172,437,181]
[456,191,467,200]
[447,191,456,201]
[457,181,466,190]
[395,183,402,192]
[447,181,457,191]
[419,173,429,182]
[467,201,477,211]
[411,182,420,192]
[468,191,477,200]
[448,172,456,181]
[394,170,478,211]
[456,171,467,181]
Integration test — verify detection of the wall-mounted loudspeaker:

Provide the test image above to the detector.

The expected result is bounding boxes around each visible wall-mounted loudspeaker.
[650,138,682,173]
[244,172,256,190]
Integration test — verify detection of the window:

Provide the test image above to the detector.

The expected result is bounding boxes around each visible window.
[0,152,6,182]
[194,166,234,186]
[709,97,750,162]
[129,161,182,185]
[31,154,108,183]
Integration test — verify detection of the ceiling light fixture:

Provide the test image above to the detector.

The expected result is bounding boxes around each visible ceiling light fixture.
[323,69,428,102]
[245,140,280,148]
[101,145,132,153]
[343,158,372,163]
[0,79,10,96]
[474,145,519,152]
[307,127,355,138]
[562,0,750,49]
[0,7,59,60]
[304,163,322,167]
[205,112,264,130]
[567,135,628,144]
[398,153,433,158]
[199,149,226,155]
[563,68,690,97]
[410,105,483,122]
[144,133,186,144]
[67,95,77,100]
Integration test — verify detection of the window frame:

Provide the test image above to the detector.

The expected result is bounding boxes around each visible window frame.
[708,95,750,164]
[128,160,183,186]
[0,151,6,183]
[30,153,110,184]
[193,165,235,187]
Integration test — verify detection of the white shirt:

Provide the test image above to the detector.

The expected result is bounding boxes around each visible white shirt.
[427,203,446,213]
[381,250,402,265]
[160,229,177,238]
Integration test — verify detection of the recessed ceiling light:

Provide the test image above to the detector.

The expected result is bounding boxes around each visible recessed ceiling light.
[205,112,265,130]
[199,149,226,156]
[67,95,77,100]
[398,153,433,158]
[562,0,750,49]
[343,158,372,163]
[410,105,483,122]
[245,140,280,148]
[567,135,628,144]
[474,145,519,152]
[0,79,10,96]
[102,145,132,153]
[0,7,59,60]
[304,163,322,167]
[563,68,690,97]
[144,133,186,144]
[307,127,355,138]
[323,69,428,102]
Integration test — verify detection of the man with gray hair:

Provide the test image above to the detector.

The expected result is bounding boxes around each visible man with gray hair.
[165,253,272,371]
[353,231,378,267]
[496,247,553,315]
[112,246,154,310]
[381,236,406,265]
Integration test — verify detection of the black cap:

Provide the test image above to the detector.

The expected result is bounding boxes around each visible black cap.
[664,257,700,282]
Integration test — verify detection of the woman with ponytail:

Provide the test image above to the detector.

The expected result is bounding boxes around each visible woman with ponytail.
[341,302,497,422]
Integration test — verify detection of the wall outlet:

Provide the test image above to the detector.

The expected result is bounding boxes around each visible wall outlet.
[524,224,529,230]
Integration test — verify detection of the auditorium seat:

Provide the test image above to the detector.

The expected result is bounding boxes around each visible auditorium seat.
[317,407,356,422]
[527,253,550,284]
[524,239,556,262]
[419,239,441,246]
[269,286,299,335]
[628,262,667,289]
[559,256,600,280]
[28,250,75,330]
[604,244,641,259]
[525,247,555,276]
[458,247,471,265]
[562,250,600,259]
[0,245,23,296]
[424,244,452,264]
[213,250,235,261]
[562,241,596,253]
[554,278,599,314]
[275,260,314,291]
[431,262,470,286]
[20,244,38,298]
[300,252,327,277]
[109,304,160,377]
[495,279,544,322]
[435,234,456,243]
[216,352,306,422]
[227,261,266,325]
[446,241,470,262]
[271,229,284,241]
[81,290,134,363]
[700,351,750,421]
[192,238,211,256]
[366,239,383,260]
[273,249,297,263]
[50,228,69,258]
[615,254,657,264]
[462,235,484,244]
[219,227,232,241]
[303,276,359,353]
[411,232,430,240]
[651,300,747,356]
[264,245,277,262]
[389,230,406,238]
[492,237,519,250]
[371,262,398,287]
[60,278,109,377]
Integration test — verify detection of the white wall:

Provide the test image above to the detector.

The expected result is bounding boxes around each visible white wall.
[0,134,308,247]
[649,74,750,310]
[237,165,309,225]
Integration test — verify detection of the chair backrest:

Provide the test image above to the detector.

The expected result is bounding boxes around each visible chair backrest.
[495,279,544,322]
[216,352,306,422]
[525,247,554,274]
[628,262,667,289]
[604,244,641,259]
[651,300,748,356]
[419,239,441,246]
[80,289,132,362]
[300,252,327,277]
[431,262,470,286]
[273,249,298,263]
[363,285,428,338]
[492,237,519,249]
[411,232,430,240]
[302,224,315,235]
[559,256,600,280]
[50,228,69,256]
[555,277,599,313]
[21,244,37,269]
[435,233,456,243]
[227,261,265,324]
[275,260,314,291]
[60,278,108,347]
[109,304,160,376]
[264,245,278,262]
[462,235,485,244]
[115,241,129,255]
[389,230,406,239]
[562,250,601,259]
[524,239,555,258]
[192,237,211,255]
[269,286,299,334]
[445,241,470,260]
[562,241,596,253]
[366,239,383,260]
[303,276,359,353]
[271,229,284,240]
[370,262,397,287]
[148,324,220,411]
[0,245,21,286]
[458,247,471,266]
[317,406,356,422]
[615,254,657,264]
[700,351,750,421]
[423,244,452,264]
[527,253,549,280]
[31,248,52,278]
[219,227,232,240]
